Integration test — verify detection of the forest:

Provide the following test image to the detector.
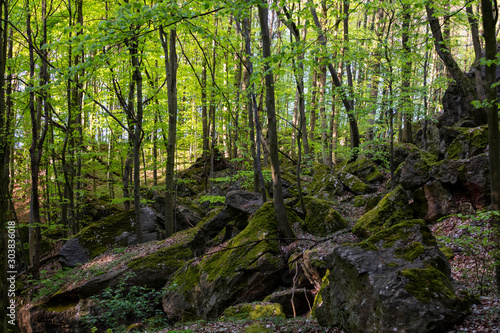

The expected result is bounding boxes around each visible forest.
[0,0,499,332]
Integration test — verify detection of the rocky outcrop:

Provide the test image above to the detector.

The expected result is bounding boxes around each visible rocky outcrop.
[59,208,163,267]
[309,164,344,200]
[162,202,297,321]
[337,156,384,184]
[315,220,474,333]
[400,150,437,190]
[352,185,413,238]
[298,197,346,237]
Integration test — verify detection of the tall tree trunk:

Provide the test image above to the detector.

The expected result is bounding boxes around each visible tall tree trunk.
[401,4,413,143]
[309,2,360,159]
[0,0,10,329]
[130,36,144,243]
[258,0,294,242]
[160,28,178,237]
[480,0,500,292]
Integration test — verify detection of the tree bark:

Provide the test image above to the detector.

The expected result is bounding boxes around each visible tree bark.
[480,0,500,292]
[160,28,178,237]
[258,0,294,242]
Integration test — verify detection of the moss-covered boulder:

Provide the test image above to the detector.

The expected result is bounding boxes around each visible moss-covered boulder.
[445,126,488,160]
[352,185,413,238]
[314,219,474,333]
[400,150,437,190]
[309,164,344,200]
[299,197,346,237]
[222,302,286,320]
[338,172,369,194]
[336,157,384,184]
[162,202,297,321]
[59,208,163,267]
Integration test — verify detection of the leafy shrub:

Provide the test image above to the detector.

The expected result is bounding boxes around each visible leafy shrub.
[83,272,164,332]
[437,210,499,295]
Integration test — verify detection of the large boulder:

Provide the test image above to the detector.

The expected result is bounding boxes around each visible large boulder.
[337,172,369,194]
[352,185,413,238]
[444,126,488,160]
[458,153,490,208]
[298,197,346,237]
[315,220,474,333]
[162,202,297,321]
[309,164,344,200]
[337,157,384,184]
[400,150,437,190]
[59,208,162,267]
[412,180,452,223]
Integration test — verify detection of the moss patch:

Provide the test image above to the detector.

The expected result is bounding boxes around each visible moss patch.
[76,210,136,258]
[401,267,456,303]
[127,243,192,272]
[338,172,369,194]
[310,269,330,318]
[445,126,488,159]
[223,302,285,320]
[299,197,347,236]
[338,157,384,183]
[352,185,413,238]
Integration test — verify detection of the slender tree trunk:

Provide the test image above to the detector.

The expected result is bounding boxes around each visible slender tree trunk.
[480,0,500,292]
[401,4,413,143]
[160,28,178,237]
[0,0,10,329]
[258,0,294,242]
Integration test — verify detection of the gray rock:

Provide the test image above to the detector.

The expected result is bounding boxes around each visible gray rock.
[58,238,89,268]
[400,150,437,190]
[315,220,474,333]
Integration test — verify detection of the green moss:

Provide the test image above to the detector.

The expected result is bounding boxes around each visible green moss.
[223,302,285,320]
[446,126,488,159]
[76,210,136,258]
[310,269,330,318]
[127,243,192,271]
[300,197,346,236]
[440,246,454,260]
[401,267,456,303]
[356,219,436,262]
[309,164,343,197]
[339,157,383,183]
[165,202,295,301]
[338,172,369,194]
[353,195,366,207]
[352,186,413,238]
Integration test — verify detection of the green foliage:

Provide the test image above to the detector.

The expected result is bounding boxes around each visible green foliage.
[32,268,74,303]
[83,272,164,331]
[437,210,499,295]
[199,195,226,205]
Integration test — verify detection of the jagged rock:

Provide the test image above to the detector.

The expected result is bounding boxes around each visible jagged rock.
[337,157,384,183]
[458,154,490,208]
[264,289,315,317]
[222,302,286,320]
[226,190,264,215]
[338,172,369,194]
[309,164,344,200]
[432,159,464,185]
[162,202,298,321]
[315,220,474,333]
[352,185,413,238]
[59,208,162,267]
[400,150,437,190]
[353,193,385,211]
[58,238,90,268]
[412,180,452,223]
[445,126,488,159]
[298,197,346,237]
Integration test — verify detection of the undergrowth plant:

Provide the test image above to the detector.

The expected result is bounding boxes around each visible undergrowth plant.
[83,272,165,332]
[437,210,499,295]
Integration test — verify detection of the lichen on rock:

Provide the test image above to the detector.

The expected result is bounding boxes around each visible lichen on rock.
[298,197,346,236]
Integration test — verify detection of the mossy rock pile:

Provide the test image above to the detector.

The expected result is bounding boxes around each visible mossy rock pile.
[162,202,299,321]
[352,185,413,238]
[314,219,474,333]
[400,149,437,190]
[299,197,346,236]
